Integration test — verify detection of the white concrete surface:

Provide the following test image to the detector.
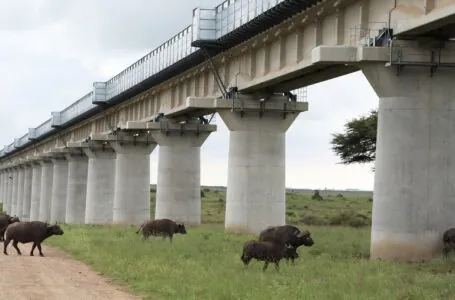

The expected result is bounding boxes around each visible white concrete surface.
[22,165,32,221]
[152,131,211,225]
[5,170,12,214]
[38,160,54,222]
[0,172,3,205]
[29,163,42,221]
[16,167,25,219]
[65,154,88,224]
[10,168,19,217]
[50,158,68,224]
[218,109,301,234]
[84,148,116,224]
[362,64,455,262]
[111,142,155,225]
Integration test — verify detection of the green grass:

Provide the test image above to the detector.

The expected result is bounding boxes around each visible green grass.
[44,189,455,299]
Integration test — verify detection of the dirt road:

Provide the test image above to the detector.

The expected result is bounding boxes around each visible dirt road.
[0,243,141,300]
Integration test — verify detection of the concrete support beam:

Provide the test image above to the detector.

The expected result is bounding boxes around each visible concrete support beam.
[29,162,42,221]
[110,141,156,224]
[50,155,69,224]
[65,151,88,224]
[16,166,25,219]
[10,167,19,217]
[218,97,305,234]
[83,144,116,224]
[362,59,455,262]
[38,158,54,223]
[22,164,32,221]
[151,121,215,225]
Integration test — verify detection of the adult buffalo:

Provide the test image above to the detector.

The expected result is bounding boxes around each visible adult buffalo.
[3,221,64,256]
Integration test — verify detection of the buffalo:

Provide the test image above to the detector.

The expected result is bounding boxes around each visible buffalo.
[443,227,455,256]
[240,240,299,272]
[3,221,64,256]
[136,218,187,242]
[0,213,20,242]
[258,225,314,263]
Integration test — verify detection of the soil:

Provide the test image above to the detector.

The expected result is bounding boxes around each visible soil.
[0,243,142,300]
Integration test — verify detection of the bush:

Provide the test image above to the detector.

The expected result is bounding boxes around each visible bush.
[312,190,323,201]
[329,210,371,228]
[300,215,326,226]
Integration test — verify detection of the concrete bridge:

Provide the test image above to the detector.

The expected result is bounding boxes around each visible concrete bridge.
[1,0,455,262]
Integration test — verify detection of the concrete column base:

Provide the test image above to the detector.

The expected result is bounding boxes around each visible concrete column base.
[152,130,211,225]
[110,142,156,225]
[50,157,69,224]
[65,153,88,224]
[84,147,116,224]
[362,63,455,262]
[22,165,32,221]
[38,160,53,222]
[218,107,301,234]
[29,163,42,221]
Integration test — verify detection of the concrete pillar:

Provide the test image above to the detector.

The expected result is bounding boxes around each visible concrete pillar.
[0,171,4,209]
[0,171,4,205]
[65,153,88,224]
[16,166,25,219]
[151,131,211,225]
[110,142,155,225]
[362,64,455,262]
[38,159,53,222]
[218,109,300,234]
[84,147,116,224]
[5,170,12,214]
[29,162,42,221]
[21,165,32,221]
[10,168,19,217]
[50,157,68,223]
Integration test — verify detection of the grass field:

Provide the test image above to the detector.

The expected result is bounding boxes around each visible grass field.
[46,189,455,300]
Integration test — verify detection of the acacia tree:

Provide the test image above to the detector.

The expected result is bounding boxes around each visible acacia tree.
[330,109,377,165]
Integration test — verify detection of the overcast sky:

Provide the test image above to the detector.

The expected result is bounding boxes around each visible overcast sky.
[0,0,378,190]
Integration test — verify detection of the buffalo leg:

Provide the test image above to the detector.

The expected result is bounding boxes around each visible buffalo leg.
[30,243,37,256]
[274,262,280,272]
[262,262,269,272]
[36,243,44,257]
[3,238,10,255]
[12,240,21,255]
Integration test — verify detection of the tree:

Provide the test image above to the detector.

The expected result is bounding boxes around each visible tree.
[330,109,377,165]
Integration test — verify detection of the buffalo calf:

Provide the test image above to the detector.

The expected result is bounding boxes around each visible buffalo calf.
[240,240,298,272]
[4,221,64,257]
[136,218,186,242]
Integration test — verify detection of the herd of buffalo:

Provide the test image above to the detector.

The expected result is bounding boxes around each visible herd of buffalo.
[1,212,455,272]
[136,218,315,272]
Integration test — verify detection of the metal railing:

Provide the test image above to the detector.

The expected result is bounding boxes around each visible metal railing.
[1,0,309,157]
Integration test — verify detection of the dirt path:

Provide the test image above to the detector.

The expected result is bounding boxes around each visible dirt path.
[0,243,142,300]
